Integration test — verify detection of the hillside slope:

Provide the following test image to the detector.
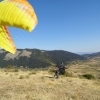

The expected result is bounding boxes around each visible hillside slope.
[0,49,85,68]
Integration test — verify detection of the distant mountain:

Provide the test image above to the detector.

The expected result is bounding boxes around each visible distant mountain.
[75,52,86,55]
[82,52,100,58]
[76,52,95,55]
[0,49,85,68]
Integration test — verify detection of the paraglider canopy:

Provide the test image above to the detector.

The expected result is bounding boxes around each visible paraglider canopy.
[0,0,38,54]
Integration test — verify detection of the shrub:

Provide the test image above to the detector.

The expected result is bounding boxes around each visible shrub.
[19,75,24,79]
[5,67,19,72]
[81,74,95,80]
[6,65,13,69]
[13,68,19,72]
[29,71,36,75]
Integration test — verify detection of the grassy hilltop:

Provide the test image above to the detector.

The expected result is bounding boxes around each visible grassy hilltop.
[0,57,100,100]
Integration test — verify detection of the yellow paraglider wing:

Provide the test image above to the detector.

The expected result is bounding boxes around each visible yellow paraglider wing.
[0,0,38,54]
[0,0,38,32]
[0,25,16,54]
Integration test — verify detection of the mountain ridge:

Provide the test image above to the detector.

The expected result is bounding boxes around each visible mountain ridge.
[0,49,85,68]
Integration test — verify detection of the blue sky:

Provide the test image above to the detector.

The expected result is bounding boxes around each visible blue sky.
[1,0,100,53]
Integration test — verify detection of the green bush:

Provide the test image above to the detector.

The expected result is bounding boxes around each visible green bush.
[13,68,19,72]
[81,74,95,80]
[5,66,19,72]
[19,75,24,79]
[29,71,36,75]
[6,65,13,69]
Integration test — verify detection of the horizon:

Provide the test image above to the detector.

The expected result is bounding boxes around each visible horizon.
[0,48,98,55]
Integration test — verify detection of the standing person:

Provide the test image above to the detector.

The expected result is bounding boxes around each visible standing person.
[54,63,66,78]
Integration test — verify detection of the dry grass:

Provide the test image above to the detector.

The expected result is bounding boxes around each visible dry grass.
[67,58,100,79]
[0,67,100,100]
